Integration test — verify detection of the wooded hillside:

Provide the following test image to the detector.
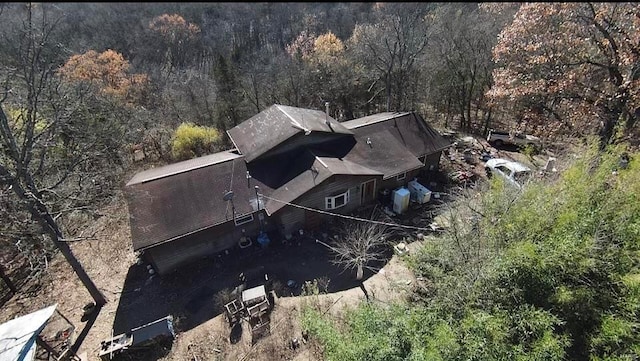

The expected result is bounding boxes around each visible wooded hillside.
[0,3,639,359]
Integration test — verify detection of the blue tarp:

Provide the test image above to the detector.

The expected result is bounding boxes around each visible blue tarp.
[256,232,270,248]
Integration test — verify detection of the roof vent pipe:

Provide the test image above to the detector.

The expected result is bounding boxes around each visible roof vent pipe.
[325,102,330,126]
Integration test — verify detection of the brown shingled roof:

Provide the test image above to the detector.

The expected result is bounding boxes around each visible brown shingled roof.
[126,150,242,186]
[227,104,353,162]
[343,130,425,179]
[125,156,273,251]
[341,112,451,157]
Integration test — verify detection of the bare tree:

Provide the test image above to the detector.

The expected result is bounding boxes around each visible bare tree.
[349,3,432,112]
[323,221,390,281]
[0,3,117,306]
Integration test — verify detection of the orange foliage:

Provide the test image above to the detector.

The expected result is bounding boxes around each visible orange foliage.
[148,14,200,41]
[488,3,640,140]
[58,50,149,103]
[148,14,201,68]
[313,32,344,59]
[287,31,345,67]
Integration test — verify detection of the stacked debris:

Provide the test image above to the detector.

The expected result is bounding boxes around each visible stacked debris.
[441,133,499,185]
[223,281,274,345]
[98,316,175,360]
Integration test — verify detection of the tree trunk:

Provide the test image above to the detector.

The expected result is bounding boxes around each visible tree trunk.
[599,108,620,149]
[459,110,467,132]
[54,237,107,306]
[0,165,107,306]
[483,107,492,136]
[0,264,17,294]
[36,204,107,306]
[385,75,392,112]
[445,97,451,128]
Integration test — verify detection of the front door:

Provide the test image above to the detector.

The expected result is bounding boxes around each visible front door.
[360,179,376,205]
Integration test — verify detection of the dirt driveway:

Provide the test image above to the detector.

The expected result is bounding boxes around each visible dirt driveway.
[113,232,377,335]
[157,239,420,361]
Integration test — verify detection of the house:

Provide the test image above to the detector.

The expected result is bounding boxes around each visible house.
[124,104,451,275]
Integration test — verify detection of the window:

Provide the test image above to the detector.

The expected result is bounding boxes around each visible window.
[234,213,254,226]
[495,166,512,177]
[325,190,350,210]
[396,172,407,181]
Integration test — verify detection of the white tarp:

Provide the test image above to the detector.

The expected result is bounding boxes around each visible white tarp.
[0,304,57,361]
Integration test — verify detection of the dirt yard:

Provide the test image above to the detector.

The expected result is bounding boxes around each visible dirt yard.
[0,130,560,361]
[0,195,421,361]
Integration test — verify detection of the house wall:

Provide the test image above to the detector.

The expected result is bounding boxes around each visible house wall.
[378,168,421,193]
[144,152,444,275]
[420,151,442,172]
[276,174,382,234]
[278,207,305,236]
[376,152,443,205]
[144,210,270,275]
[417,151,444,187]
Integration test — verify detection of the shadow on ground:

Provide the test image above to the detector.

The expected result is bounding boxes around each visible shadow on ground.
[111,170,447,361]
[112,232,388,337]
[490,143,524,153]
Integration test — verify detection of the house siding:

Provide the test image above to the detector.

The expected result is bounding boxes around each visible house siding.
[276,175,382,232]
[377,153,441,197]
[146,154,443,275]
[420,151,442,172]
[278,207,305,236]
[145,210,268,275]
[378,168,421,192]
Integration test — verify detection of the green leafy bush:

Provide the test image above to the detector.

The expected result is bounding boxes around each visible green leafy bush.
[302,142,640,360]
[522,143,539,159]
[170,122,221,160]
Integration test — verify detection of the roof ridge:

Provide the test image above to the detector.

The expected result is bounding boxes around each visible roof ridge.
[275,104,304,130]
[126,150,242,186]
[342,111,413,129]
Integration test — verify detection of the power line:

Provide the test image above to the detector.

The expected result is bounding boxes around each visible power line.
[258,194,437,233]
[224,160,236,220]
[229,158,235,191]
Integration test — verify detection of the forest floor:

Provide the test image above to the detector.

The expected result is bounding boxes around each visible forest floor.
[0,130,559,361]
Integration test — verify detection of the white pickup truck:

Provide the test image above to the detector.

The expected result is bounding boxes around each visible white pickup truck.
[487,129,541,149]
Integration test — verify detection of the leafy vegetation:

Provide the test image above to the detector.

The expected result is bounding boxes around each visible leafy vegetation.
[488,3,640,145]
[302,143,640,360]
[170,122,221,160]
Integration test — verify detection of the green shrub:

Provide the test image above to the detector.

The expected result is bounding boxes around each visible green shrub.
[170,122,221,160]
[303,141,640,361]
[522,143,539,159]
